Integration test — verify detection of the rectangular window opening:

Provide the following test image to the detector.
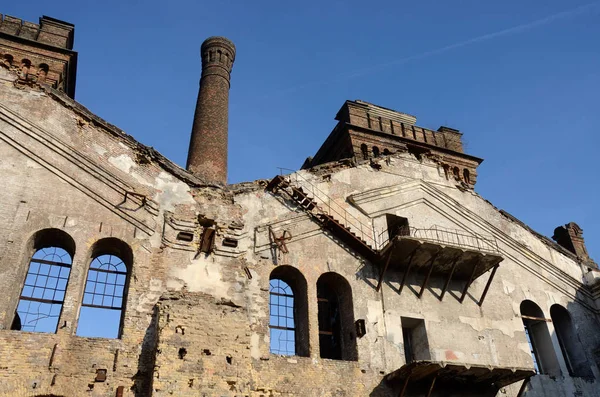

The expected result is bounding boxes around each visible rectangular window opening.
[401,317,429,363]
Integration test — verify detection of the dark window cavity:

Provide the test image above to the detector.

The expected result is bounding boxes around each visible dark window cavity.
[77,238,132,339]
[269,266,309,357]
[463,168,471,184]
[372,146,380,158]
[15,228,75,333]
[317,272,357,361]
[550,304,593,378]
[443,164,450,180]
[360,143,368,160]
[386,214,409,242]
[401,317,430,364]
[520,300,561,376]
[453,166,460,180]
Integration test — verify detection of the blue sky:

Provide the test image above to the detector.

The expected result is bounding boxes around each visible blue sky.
[5,1,600,262]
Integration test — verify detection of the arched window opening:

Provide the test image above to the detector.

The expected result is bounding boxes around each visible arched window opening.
[20,58,31,75]
[520,300,561,376]
[317,272,357,361]
[15,229,75,333]
[452,166,460,180]
[383,148,391,156]
[269,279,295,355]
[38,63,49,82]
[372,146,380,158]
[3,54,13,66]
[76,238,132,339]
[550,305,593,378]
[463,169,470,184]
[443,164,450,180]
[269,266,309,357]
[360,143,368,160]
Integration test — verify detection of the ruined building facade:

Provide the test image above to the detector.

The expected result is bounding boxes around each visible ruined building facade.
[1,14,599,397]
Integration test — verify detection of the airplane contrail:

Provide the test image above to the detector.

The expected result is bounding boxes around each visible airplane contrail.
[252,1,600,100]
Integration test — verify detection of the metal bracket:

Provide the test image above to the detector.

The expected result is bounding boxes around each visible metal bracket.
[269,226,292,254]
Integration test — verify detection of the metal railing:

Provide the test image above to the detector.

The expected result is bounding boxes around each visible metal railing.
[275,170,497,255]
[280,170,377,248]
[378,225,500,254]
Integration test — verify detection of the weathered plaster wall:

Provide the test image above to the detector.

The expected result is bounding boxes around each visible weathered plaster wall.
[0,79,233,396]
[0,74,599,397]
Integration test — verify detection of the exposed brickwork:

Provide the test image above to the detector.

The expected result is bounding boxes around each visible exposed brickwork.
[553,222,598,269]
[0,15,77,98]
[186,36,236,186]
[307,100,480,188]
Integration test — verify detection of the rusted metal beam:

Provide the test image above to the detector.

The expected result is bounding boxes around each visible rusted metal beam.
[439,252,461,301]
[459,262,478,303]
[478,263,499,306]
[399,246,420,295]
[418,252,439,298]
[376,248,393,292]
[425,376,437,397]
[516,377,531,397]
[521,315,551,322]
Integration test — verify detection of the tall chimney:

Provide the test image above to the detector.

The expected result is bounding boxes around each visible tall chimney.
[186,36,236,185]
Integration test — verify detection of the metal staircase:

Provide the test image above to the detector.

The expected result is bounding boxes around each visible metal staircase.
[266,172,504,305]
[266,174,379,262]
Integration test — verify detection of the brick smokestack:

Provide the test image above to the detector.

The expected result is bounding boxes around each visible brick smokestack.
[186,37,236,185]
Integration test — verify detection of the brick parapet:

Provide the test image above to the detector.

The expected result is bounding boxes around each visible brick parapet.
[337,100,464,153]
[0,15,74,49]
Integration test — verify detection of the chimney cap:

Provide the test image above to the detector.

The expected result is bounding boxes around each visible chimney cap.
[201,36,236,54]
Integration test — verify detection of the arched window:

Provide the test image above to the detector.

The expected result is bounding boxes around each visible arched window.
[3,53,13,66]
[520,300,561,376]
[76,238,132,339]
[37,63,49,83]
[463,169,470,184]
[15,229,75,333]
[269,266,309,356]
[20,58,31,76]
[372,146,380,158]
[360,143,368,160]
[550,305,593,377]
[442,164,450,180]
[317,272,357,361]
[452,166,460,180]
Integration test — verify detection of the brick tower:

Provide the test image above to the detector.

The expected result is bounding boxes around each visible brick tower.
[186,36,236,185]
[0,15,77,98]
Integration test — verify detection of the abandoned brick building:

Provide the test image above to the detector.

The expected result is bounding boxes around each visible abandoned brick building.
[1,13,600,397]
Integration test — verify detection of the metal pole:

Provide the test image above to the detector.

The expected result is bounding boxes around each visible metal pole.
[398,373,411,397]
[516,377,531,397]
[440,252,461,301]
[376,248,393,292]
[478,263,499,306]
[459,261,478,303]
[399,246,420,295]
[419,252,439,298]
[425,376,437,397]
